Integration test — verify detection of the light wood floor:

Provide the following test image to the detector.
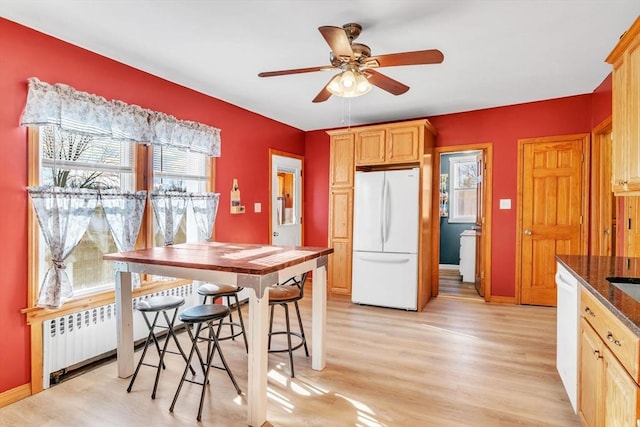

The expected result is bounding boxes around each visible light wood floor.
[0,296,579,426]
[438,268,483,300]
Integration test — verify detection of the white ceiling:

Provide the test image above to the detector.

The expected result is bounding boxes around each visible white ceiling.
[1,1,638,131]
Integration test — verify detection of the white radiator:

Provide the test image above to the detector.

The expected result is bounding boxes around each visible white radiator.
[42,283,198,389]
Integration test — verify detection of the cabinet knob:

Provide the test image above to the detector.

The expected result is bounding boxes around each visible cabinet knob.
[593,349,603,360]
[607,331,622,347]
[584,307,596,317]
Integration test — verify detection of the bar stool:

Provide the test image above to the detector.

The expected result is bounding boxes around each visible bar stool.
[127,295,194,399]
[198,283,248,352]
[170,304,242,421]
[268,273,309,378]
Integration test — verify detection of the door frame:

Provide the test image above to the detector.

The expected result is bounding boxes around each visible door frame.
[515,133,590,304]
[269,149,304,245]
[431,142,493,301]
[590,116,614,256]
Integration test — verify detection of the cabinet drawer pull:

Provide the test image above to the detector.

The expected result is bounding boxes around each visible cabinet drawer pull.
[584,307,596,317]
[593,349,603,360]
[607,332,622,347]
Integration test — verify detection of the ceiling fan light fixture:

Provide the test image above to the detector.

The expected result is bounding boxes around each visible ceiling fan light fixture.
[327,68,372,98]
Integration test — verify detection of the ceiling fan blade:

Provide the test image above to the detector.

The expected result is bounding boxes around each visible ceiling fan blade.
[366,49,444,67]
[312,87,332,103]
[312,76,334,103]
[258,65,333,78]
[318,26,354,60]
[364,70,410,95]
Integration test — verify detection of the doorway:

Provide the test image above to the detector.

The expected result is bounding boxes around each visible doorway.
[432,143,493,301]
[269,150,303,246]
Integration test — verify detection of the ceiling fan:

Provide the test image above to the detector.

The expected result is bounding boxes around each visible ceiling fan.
[258,23,444,103]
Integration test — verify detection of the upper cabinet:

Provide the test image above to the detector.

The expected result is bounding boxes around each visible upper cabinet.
[354,120,431,166]
[607,17,640,195]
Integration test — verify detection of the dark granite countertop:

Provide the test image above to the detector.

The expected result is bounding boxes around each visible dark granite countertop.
[556,255,640,337]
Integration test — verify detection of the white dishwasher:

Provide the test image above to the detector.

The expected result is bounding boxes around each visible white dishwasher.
[555,262,579,414]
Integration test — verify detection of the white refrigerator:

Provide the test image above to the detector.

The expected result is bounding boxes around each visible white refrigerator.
[351,168,419,310]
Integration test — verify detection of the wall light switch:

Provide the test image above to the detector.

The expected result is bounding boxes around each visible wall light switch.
[254,202,261,213]
[499,199,511,210]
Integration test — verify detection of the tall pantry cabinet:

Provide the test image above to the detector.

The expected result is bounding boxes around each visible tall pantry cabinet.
[327,119,437,311]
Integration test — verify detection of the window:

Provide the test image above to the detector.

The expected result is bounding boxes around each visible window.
[36,126,136,296]
[449,155,478,223]
[30,126,214,300]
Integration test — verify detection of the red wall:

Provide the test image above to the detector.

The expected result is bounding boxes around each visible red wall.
[0,18,305,393]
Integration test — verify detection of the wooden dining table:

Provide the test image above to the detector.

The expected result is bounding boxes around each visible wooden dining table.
[104,241,333,426]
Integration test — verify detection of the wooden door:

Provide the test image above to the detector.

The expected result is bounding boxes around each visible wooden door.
[579,319,604,427]
[519,134,587,306]
[474,151,484,296]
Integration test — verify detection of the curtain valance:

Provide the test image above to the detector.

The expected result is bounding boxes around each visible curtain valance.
[20,77,221,157]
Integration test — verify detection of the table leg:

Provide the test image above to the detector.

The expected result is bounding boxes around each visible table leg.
[247,286,269,427]
[115,270,134,378]
[311,263,327,370]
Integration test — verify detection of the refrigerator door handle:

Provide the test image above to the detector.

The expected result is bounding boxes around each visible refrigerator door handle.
[380,176,387,244]
[384,178,391,243]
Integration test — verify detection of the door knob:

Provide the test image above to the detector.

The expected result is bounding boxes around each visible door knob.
[524,229,532,235]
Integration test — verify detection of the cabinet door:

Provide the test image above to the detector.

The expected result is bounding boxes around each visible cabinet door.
[612,59,628,193]
[330,133,355,187]
[387,125,420,163]
[626,35,640,191]
[328,189,353,295]
[355,129,385,165]
[603,347,640,427]
[579,319,604,427]
[610,20,640,194]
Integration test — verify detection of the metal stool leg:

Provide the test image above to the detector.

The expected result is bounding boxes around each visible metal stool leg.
[127,311,159,393]
[233,293,249,352]
[293,300,309,357]
[283,303,295,378]
[170,322,202,415]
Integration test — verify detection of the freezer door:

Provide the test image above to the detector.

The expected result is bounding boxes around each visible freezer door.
[351,252,417,310]
[383,168,419,253]
[353,171,384,252]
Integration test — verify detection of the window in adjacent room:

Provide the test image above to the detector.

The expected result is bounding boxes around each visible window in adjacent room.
[449,155,478,223]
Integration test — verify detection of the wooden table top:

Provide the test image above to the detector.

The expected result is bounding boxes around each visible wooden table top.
[104,242,333,276]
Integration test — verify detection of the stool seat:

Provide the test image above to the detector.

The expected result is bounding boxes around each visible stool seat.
[269,285,301,302]
[135,295,185,312]
[198,283,238,297]
[180,304,230,323]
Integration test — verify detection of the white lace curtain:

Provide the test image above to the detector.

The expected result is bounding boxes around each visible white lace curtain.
[100,190,147,289]
[190,193,220,242]
[20,77,221,157]
[28,187,147,309]
[150,191,220,245]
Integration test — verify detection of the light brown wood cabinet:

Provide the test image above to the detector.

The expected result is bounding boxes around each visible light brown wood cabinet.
[606,17,640,195]
[354,121,425,166]
[578,288,640,426]
[327,119,436,310]
[327,133,355,296]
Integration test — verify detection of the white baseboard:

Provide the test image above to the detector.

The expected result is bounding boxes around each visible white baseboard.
[439,264,460,270]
